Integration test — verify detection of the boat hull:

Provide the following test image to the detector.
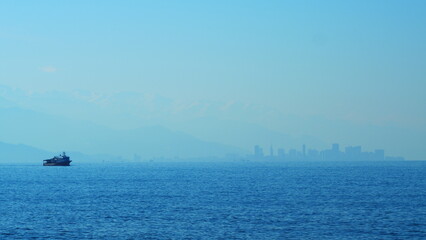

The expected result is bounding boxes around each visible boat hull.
[43,161,71,166]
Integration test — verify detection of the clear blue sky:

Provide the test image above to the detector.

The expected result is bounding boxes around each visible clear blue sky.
[1,1,426,158]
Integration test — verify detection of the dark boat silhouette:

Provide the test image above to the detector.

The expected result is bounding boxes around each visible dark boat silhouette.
[43,152,72,166]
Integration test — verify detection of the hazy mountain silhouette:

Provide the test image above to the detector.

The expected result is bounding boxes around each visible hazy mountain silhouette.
[0,140,124,164]
[0,141,51,163]
[0,86,325,149]
[1,86,425,159]
[0,107,243,159]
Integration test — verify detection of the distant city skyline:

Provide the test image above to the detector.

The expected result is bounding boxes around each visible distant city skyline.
[251,143,404,161]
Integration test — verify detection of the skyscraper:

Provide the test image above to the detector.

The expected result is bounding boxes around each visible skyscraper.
[332,143,339,152]
[277,148,285,158]
[254,145,264,159]
[302,144,306,157]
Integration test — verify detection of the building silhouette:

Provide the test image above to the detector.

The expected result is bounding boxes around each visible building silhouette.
[251,143,403,161]
[254,145,264,159]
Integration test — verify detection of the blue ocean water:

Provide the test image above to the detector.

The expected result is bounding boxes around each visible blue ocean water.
[0,161,425,239]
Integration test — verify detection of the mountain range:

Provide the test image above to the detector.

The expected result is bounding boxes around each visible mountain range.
[1,85,424,160]
[0,106,244,160]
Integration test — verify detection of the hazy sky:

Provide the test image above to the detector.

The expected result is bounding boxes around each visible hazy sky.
[1,1,426,158]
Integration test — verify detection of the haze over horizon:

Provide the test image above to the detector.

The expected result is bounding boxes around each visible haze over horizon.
[1,1,425,160]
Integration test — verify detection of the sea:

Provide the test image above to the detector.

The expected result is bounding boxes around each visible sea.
[0,161,425,240]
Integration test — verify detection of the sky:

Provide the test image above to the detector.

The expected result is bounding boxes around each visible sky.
[1,1,426,159]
